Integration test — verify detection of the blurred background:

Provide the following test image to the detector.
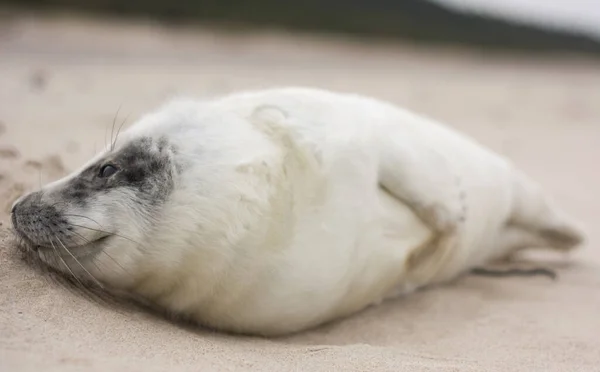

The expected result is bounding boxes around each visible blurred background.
[2,0,600,54]
[0,0,598,173]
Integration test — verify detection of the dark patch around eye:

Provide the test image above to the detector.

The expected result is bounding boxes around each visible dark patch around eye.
[60,136,176,206]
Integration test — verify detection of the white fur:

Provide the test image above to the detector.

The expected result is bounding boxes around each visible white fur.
[23,87,586,336]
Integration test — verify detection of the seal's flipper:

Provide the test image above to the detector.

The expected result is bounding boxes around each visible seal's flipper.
[377,135,466,286]
[507,170,585,253]
[378,135,466,233]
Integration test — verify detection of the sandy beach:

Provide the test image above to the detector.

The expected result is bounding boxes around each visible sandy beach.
[1,13,599,371]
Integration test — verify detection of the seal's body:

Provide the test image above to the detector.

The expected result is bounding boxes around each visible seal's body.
[11,87,584,336]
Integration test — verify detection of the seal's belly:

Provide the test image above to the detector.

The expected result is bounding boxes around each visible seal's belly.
[203,188,433,335]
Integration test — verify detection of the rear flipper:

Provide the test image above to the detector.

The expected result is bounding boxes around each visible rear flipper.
[377,129,584,289]
[470,267,557,280]
[469,222,580,282]
[505,169,585,254]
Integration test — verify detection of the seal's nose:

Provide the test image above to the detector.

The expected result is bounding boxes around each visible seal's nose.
[10,200,18,214]
[10,201,19,229]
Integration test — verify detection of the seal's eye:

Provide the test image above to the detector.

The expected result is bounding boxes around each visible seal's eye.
[99,164,118,178]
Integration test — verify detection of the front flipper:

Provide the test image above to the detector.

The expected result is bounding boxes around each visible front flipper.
[378,135,467,287]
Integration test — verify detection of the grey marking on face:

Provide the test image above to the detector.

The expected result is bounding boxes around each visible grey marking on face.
[61,136,178,206]
[11,136,179,251]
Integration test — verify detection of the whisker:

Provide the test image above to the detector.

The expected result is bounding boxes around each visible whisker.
[112,111,130,151]
[46,250,72,288]
[110,105,122,152]
[104,114,110,152]
[68,230,130,275]
[11,231,134,313]
[67,231,107,272]
[56,236,104,289]
[88,260,104,279]
[49,238,84,288]
[25,249,55,287]
[101,250,130,275]
[68,230,92,244]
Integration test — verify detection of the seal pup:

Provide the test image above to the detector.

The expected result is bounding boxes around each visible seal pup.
[10,87,584,336]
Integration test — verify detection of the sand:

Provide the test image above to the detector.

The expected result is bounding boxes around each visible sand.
[1,13,599,372]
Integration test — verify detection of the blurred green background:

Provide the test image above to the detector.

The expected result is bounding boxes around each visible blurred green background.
[2,0,600,56]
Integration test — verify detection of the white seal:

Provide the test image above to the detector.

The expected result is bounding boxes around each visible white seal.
[10,87,585,336]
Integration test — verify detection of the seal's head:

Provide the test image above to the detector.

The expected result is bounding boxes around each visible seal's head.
[10,98,290,318]
[10,131,179,286]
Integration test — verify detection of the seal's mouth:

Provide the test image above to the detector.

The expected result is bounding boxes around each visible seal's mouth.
[11,216,112,260]
[10,200,114,249]
[37,235,112,251]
